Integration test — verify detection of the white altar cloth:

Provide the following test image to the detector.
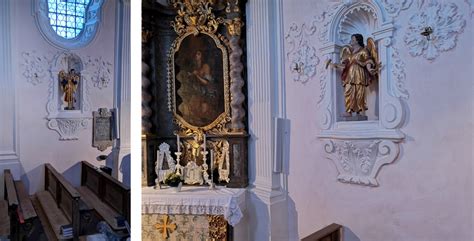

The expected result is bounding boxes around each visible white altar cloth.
[142,186,246,226]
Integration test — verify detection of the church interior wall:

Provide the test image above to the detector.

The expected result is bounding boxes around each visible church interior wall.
[281,1,472,240]
[1,0,120,195]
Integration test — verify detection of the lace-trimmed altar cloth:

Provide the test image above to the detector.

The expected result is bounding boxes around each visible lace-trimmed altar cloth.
[142,186,246,226]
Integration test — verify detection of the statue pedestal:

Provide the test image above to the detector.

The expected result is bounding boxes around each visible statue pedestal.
[340,114,368,121]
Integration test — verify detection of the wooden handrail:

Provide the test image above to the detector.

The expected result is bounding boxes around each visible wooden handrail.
[301,223,342,241]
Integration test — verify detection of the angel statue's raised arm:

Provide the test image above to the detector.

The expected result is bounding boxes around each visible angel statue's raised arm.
[325,33,381,120]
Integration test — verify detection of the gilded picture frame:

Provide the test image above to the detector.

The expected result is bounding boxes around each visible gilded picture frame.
[168,31,230,132]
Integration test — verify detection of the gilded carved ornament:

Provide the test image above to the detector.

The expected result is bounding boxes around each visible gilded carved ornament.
[168,0,233,135]
[171,0,221,35]
[224,17,244,36]
[208,215,227,240]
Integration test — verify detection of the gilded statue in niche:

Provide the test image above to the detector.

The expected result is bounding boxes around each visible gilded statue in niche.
[327,34,380,120]
[59,69,80,110]
[175,34,225,127]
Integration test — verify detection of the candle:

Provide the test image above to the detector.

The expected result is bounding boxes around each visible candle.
[210,150,214,172]
[176,133,180,152]
[203,134,206,151]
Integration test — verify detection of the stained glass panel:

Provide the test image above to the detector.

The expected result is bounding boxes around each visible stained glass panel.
[47,0,91,39]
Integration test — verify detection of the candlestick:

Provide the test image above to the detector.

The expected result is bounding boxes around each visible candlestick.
[210,150,214,177]
[202,134,206,152]
[209,150,215,189]
[176,133,180,152]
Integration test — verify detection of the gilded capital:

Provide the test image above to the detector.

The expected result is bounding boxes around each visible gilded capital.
[225,18,243,36]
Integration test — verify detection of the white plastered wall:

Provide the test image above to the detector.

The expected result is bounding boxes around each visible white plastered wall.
[0,0,125,194]
[281,0,473,241]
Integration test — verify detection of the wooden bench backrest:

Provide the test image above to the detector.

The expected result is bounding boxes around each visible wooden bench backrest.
[44,163,81,240]
[3,169,18,207]
[301,223,342,241]
[81,161,130,222]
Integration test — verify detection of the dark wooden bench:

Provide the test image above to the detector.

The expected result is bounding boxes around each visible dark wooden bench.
[35,164,98,241]
[78,161,130,233]
[0,169,12,239]
[4,169,18,237]
[4,169,45,241]
[0,199,9,240]
[301,223,342,241]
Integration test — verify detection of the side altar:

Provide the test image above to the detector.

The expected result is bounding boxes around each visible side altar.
[142,0,249,240]
[142,186,246,240]
[142,0,249,189]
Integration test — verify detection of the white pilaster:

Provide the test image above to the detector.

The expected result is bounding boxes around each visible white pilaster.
[0,0,21,199]
[112,0,131,186]
[247,0,288,240]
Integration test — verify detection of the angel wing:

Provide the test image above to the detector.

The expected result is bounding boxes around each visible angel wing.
[366,37,379,81]
[340,45,352,64]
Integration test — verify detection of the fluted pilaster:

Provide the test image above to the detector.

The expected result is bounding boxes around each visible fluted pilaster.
[113,0,131,183]
[247,0,276,186]
[0,0,18,161]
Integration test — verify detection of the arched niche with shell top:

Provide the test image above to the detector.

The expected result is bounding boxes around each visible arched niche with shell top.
[317,0,409,187]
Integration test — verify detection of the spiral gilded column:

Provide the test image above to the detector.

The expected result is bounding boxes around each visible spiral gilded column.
[225,17,246,133]
[142,31,153,135]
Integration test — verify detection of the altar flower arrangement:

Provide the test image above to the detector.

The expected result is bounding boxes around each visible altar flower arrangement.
[163,172,183,187]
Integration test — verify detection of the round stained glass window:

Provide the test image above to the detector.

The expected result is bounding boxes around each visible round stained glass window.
[47,0,92,39]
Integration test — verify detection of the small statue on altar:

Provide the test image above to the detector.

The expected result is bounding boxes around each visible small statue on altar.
[185,133,205,164]
[59,69,80,110]
[326,34,380,121]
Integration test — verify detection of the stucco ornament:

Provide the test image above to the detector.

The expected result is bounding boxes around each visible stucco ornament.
[381,0,413,17]
[315,0,409,186]
[22,51,50,85]
[324,140,399,186]
[84,56,113,89]
[285,23,320,84]
[404,1,466,60]
[47,51,92,140]
[466,0,474,17]
[390,46,409,99]
[47,119,88,141]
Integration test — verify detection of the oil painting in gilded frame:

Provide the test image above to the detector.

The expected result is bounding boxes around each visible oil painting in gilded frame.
[171,32,229,131]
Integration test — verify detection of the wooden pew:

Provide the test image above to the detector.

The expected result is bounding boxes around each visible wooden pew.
[0,198,10,240]
[4,169,46,241]
[78,161,130,234]
[15,180,46,241]
[4,170,17,240]
[301,223,342,241]
[35,163,96,241]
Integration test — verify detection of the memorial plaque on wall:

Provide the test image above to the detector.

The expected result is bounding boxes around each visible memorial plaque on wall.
[92,108,115,151]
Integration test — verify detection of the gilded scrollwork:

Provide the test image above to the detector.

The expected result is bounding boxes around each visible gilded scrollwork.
[208,139,231,183]
[224,17,244,36]
[171,0,221,35]
[168,0,231,137]
[208,215,227,240]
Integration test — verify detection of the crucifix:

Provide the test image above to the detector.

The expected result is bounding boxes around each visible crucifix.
[154,215,177,239]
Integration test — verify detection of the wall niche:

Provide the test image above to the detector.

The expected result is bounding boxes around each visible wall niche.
[47,51,92,140]
[317,0,409,186]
